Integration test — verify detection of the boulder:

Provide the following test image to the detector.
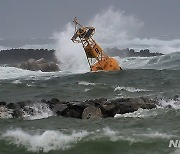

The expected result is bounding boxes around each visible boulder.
[82,106,102,119]
[0,101,6,106]
[18,58,60,72]
[19,62,28,70]
[38,62,50,72]
[36,58,47,64]
[0,97,157,119]
[27,59,39,71]
[49,63,60,72]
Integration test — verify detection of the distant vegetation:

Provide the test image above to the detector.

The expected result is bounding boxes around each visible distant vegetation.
[0,48,56,64]
[106,48,163,57]
[0,48,164,64]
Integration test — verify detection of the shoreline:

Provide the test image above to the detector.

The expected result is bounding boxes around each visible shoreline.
[0,97,158,119]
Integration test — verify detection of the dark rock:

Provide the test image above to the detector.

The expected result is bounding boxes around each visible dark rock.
[0,101,6,106]
[12,109,24,118]
[50,98,60,104]
[0,48,56,65]
[6,103,17,109]
[63,108,82,118]
[82,106,102,119]
[54,104,68,115]
[101,102,117,117]
[1,97,157,119]
[173,95,179,101]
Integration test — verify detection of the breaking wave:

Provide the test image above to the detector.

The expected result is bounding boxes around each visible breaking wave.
[53,7,180,72]
[1,127,176,153]
[119,52,180,70]
[114,86,151,93]
[115,108,158,118]
[2,129,89,153]
[158,98,180,109]
[21,103,54,120]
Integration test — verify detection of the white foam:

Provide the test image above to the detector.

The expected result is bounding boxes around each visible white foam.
[12,79,22,84]
[114,86,151,93]
[134,132,176,139]
[21,103,54,120]
[102,128,175,144]
[2,129,89,152]
[0,106,13,119]
[0,66,60,80]
[53,23,89,72]
[158,99,180,109]
[84,88,90,92]
[103,127,119,142]
[115,108,157,118]
[78,81,96,86]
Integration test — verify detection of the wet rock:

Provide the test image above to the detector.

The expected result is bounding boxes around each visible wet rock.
[0,97,157,119]
[61,107,80,118]
[18,58,60,72]
[173,95,179,101]
[0,101,6,106]
[49,63,60,72]
[27,59,39,71]
[82,106,102,119]
[38,63,50,72]
[6,103,17,109]
[53,104,68,115]
[19,62,28,70]
[36,58,47,64]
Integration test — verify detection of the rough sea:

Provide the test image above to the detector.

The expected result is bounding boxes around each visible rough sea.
[1,7,180,153]
[0,51,180,154]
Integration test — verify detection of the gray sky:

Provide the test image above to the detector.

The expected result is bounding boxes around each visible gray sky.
[0,0,180,39]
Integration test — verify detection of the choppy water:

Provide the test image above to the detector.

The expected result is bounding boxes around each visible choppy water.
[0,52,180,154]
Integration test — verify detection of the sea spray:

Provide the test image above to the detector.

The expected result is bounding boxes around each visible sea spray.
[53,7,143,72]
[53,23,89,72]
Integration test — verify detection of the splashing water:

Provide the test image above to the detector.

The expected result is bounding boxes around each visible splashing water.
[53,7,180,73]
[53,7,143,72]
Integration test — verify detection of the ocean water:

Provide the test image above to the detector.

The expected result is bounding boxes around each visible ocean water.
[0,52,180,154]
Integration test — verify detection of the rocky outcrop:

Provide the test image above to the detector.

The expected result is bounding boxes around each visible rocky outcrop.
[0,97,157,119]
[18,58,59,72]
[106,48,164,58]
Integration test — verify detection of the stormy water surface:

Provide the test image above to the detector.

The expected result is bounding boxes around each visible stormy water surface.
[0,7,180,154]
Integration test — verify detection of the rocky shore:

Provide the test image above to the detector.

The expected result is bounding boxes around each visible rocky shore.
[0,97,157,119]
[17,58,60,72]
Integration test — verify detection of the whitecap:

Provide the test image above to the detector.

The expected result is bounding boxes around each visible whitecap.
[78,81,96,86]
[84,88,90,92]
[21,103,54,120]
[114,86,151,93]
[158,99,180,109]
[134,132,176,139]
[0,106,13,119]
[114,108,157,118]
[2,129,89,152]
[12,79,22,84]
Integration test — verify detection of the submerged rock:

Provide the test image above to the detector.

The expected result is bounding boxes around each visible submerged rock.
[0,97,157,119]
